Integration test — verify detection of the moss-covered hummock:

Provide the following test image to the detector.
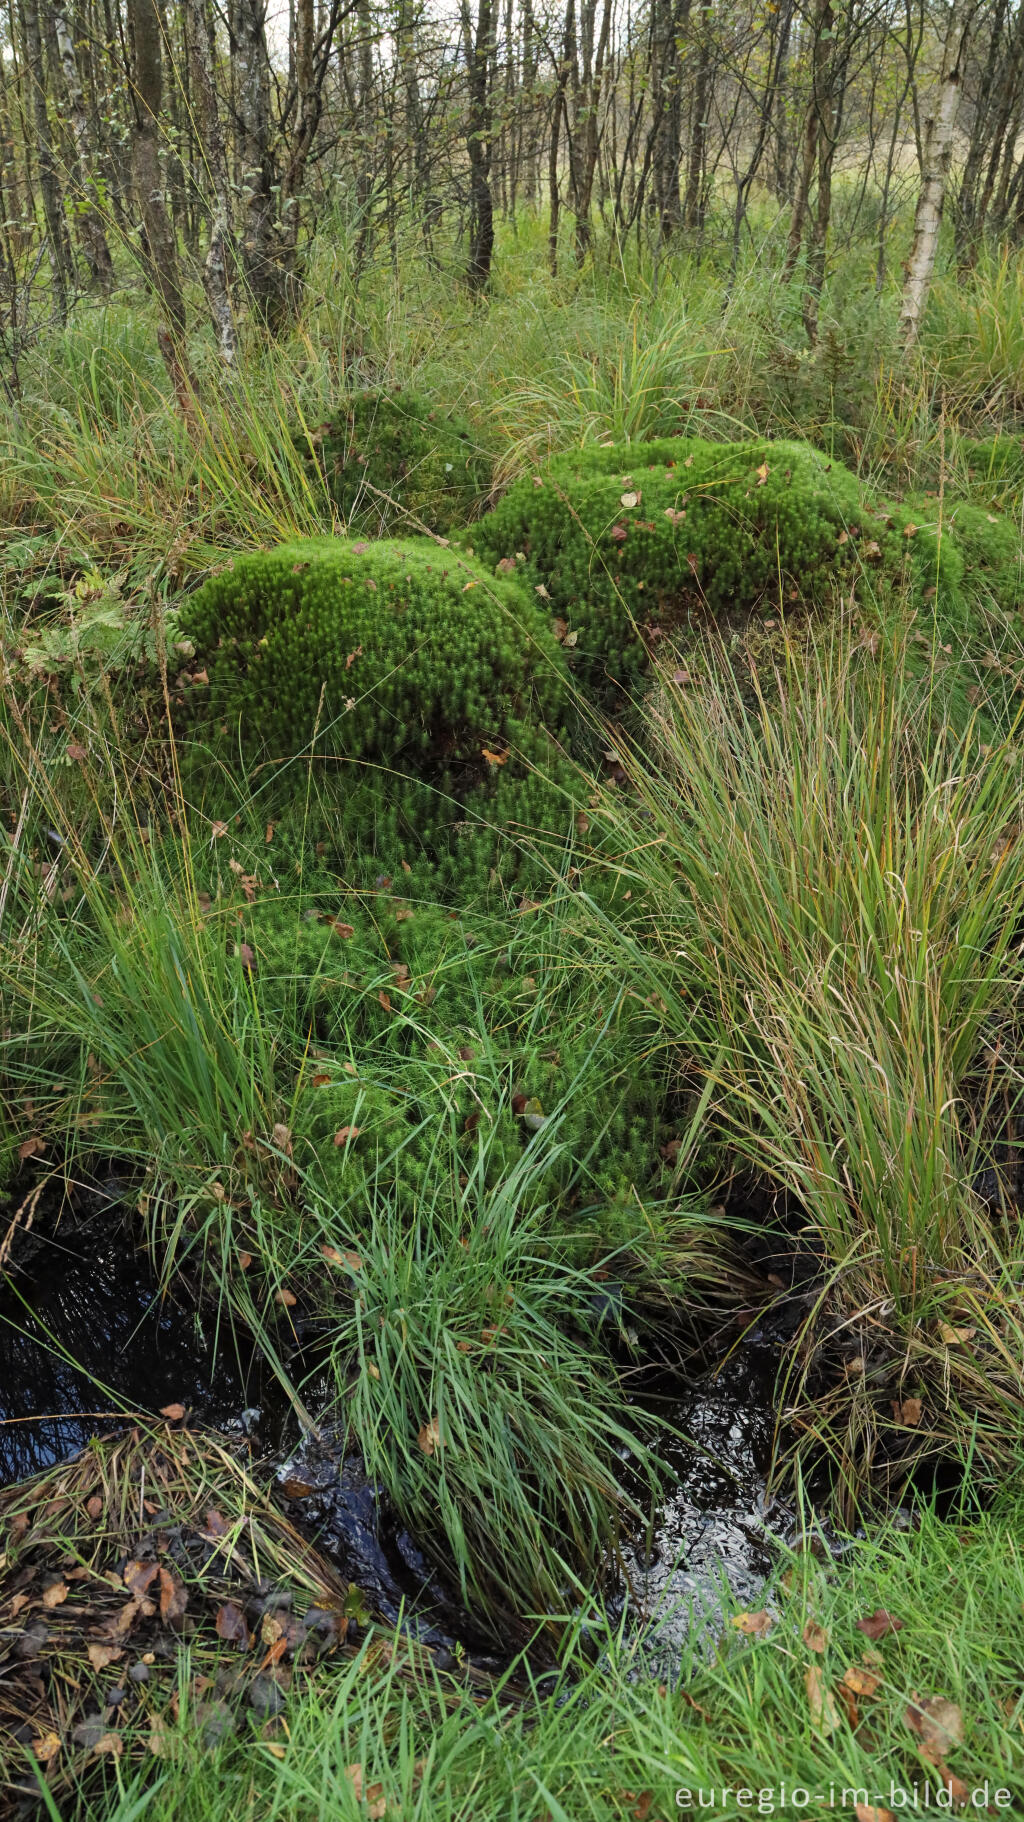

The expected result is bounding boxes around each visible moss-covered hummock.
[176,536,576,878]
[178,536,566,766]
[468,438,973,697]
[302,390,489,534]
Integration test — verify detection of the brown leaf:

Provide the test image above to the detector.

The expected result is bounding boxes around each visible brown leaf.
[92,1732,123,1757]
[843,1664,881,1698]
[805,1664,841,1736]
[938,1322,976,1346]
[334,1126,361,1147]
[236,1251,253,1271]
[18,1135,46,1162]
[891,1396,923,1426]
[609,523,628,542]
[481,748,509,767]
[328,919,356,939]
[275,1287,297,1308]
[417,1416,442,1456]
[31,1732,61,1764]
[204,1508,228,1537]
[42,1580,68,1608]
[854,1807,895,1822]
[158,1567,188,1623]
[211,821,228,839]
[215,1602,250,1647]
[159,1402,186,1421]
[856,1608,903,1640]
[87,1643,124,1671]
[271,1122,293,1155]
[802,1620,830,1653]
[905,1694,964,1756]
[85,1495,103,1521]
[731,1610,773,1636]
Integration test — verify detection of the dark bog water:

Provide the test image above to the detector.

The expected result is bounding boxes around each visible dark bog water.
[0,1183,785,1658]
[0,1208,267,1484]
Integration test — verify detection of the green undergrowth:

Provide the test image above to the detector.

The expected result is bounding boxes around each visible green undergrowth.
[298,389,490,534]
[59,1488,1024,1821]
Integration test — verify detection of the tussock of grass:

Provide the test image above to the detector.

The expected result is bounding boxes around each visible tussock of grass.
[576,621,1024,1502]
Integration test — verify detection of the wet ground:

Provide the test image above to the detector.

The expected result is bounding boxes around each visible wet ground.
[0,1184,787,1663]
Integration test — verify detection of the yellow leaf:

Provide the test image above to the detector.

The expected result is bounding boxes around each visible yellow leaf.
[31,1732,61,1763]
[756,463,769,486]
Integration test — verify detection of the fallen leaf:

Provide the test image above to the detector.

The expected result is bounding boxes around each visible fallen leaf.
[481,748,508,767]
[731,1610,772,1635]
[856,1608,903,1640]
[31,1732,61,1763]
[756,462,770,486]
[159,1402,186,1421]
[905,1694,963,1756]
[265,1741,287,1759]
[158,1566,188,1623]
[417,1416,442,1456]
[271,1122,293,1155]
[805,1664,841,1735]
[334,1126,361,1146]
[211,821,228,839]
[215,1602,250,1647]
[236,1251,253,1271]
[621,490,640,508]
[803,1620,830,1653]
[92,1732,123,1757]
[891,1396,923,1426]
[938,1323,976,1346]
[204,1508,228,1537]
[148,1715,173,1757]
[609,523,628,542]
[328,919,356,939]
[843,1664,881,1697]
[87,1643,124,1671]
[854,1807,895,1822]
[275,1287,297,1308]
[42,1580,69,1608]
[85,1495,103,1521]
[18,1135,45,1162]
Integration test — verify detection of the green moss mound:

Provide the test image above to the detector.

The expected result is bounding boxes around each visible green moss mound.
[179,536,566,764]
[176,536,577,879]
[302,390,489,533]
[468,438,971,698]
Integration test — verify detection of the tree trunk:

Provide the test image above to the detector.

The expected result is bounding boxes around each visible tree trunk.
[462,0,494,291]
[184,0,235,362]
[53,4,114,290]
[900,1,973,343]
[21,0,74,319]
[128,0,191,398]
